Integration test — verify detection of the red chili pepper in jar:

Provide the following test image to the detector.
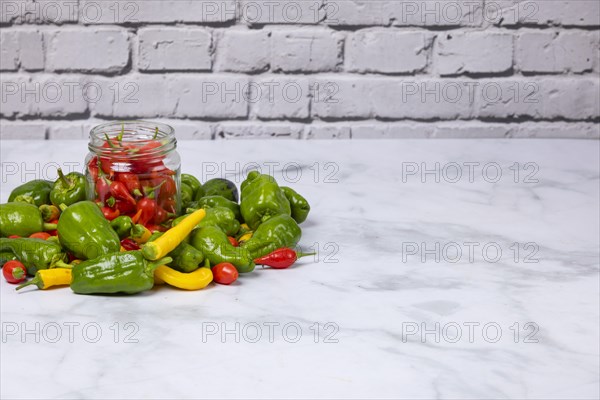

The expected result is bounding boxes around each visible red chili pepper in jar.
[254,248,316,269]
[95,175,112,203]
[136,198,157,226]
[116,173,143,198]
[152,205,172,225]
[115,199,137,216]
[88,156,99,182]
[110,181,137,205]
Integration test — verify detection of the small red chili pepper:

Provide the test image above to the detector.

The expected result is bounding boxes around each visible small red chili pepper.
[136,198,157,226]
[254,248,316,269]
[88,156,99,181]
[95,175,112,203]
[8,235,21,239]
[101,206,120,221]
[110,181,137,205]
[29,232,51,240]
[120,238,140,251]
[3,260,27,284]
[227,236,239,247]
[116,173,143,197]
[131,209,143,224]
[152,205,172,225]
[115,199,137,216]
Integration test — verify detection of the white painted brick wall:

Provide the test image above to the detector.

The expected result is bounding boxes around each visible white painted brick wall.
[0,0,598,140]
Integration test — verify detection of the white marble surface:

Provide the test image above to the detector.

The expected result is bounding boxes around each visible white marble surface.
[0,139,598,399]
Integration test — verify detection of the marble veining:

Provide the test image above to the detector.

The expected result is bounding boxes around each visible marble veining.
[0,139,598,399]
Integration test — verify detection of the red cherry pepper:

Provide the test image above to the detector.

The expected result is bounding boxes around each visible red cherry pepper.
[120,238,140,251]
[110,181,137,205]
[3,260,27,284]
[211,263,239,285]
[136,198,157,226]
[254,248,316,269]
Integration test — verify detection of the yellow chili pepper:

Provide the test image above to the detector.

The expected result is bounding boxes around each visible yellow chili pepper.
[131,224,152,245]
[241,223,250,230]
[120,246,126,252]
[154,265,213,290]
[142,209,206,260]
[238,232,253,243]
[16,268,72,291]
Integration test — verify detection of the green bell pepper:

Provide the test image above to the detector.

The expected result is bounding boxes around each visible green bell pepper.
[0,251,18,268]
[71,251,172,295]
[8,180,53,207]
[240,171,291,230]
[110,216,134,239]
[188,196,242,222]
[0,203,57,237]
[181,183,194,210]
[190,226,255,273]
[0,237,69,275]
[182,174,203,199]
[200,178,239,202]
[175,207,240,236]
[242,214,302,259]
[149,232,204,273]
[50,168,86,207]
[281,186,310,224]
[57,201,121,260]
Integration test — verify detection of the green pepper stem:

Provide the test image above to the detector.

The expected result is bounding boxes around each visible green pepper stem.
[296,252,316,259]
[148,257,173,272]
[43,223,58,231]
[104,133,118,149]
[133,189,143,198]
[16,276,41,291]
[53,261,74,269]
[57,168,72,188]
[59,203,68,212]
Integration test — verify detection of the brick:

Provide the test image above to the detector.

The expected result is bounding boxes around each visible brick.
[346,30,431,74]
[311,77,372,119]
[0,0,78,24]
[390,0,483,27]
[47,122,89,139]
[46,29,130,73]
[251,77,310,119]
[516,31,596,73]
[474,78,599,120]
[370,78,473,120]
[168,121,213,140]
[351,122,433,138]
[0,122,46,140]
[79,0,236,24]
[272,29,343,72]
[305,124,351,139]
[1,74,88,118]
[138,28,212,71]
[325,1,390,26]
[214,30,270,73]
[432,123,511,138]
[435,32,513,75]
[170,75,249,119]
[215,122,303,139]
[239,0,325,25]
[0,30,44,71]
[89,75,172,118]
[511,122,600,139]
[485,1,600,27]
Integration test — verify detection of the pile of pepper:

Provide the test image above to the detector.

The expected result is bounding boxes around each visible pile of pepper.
[1,168,313,294]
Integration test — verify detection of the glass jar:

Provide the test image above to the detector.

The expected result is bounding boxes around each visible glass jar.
[85,121,181,229]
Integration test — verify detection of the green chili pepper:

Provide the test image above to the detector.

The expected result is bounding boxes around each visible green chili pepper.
[200,178,239,202]
[50,168,87,207]
[0,238,69,275]
[240,172,291,230]
[281,187,310,224]
[70,251,172,295]
[0,251,18,268]
[190,226,254,273]
[0,203,57,237]
[241,214,302,259]
[181,174,203,199]
[57,201,121,260]
[149,232,204,273]
[110,216,134,239]
[12,195,36,205]
[181,183,194,210]
[8,180,53,207]
[188,196,242,221]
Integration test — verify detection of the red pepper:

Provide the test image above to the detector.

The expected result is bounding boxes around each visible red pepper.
[29,232,51,240]
[211,263,238,285]
[136,198,157,226]
[116,173,143,197]
[120,238,140,251]
[3,260,27,284]
[254,248,316,269]
[110,181,137,205]
[115,199,137,216]
[95,175,111,203]
[228,236,239,247]
[152,205,172,225]
[88,156,99,182]
[101,206,120,221]
[8,235,21,239]
[157,176,176,203]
